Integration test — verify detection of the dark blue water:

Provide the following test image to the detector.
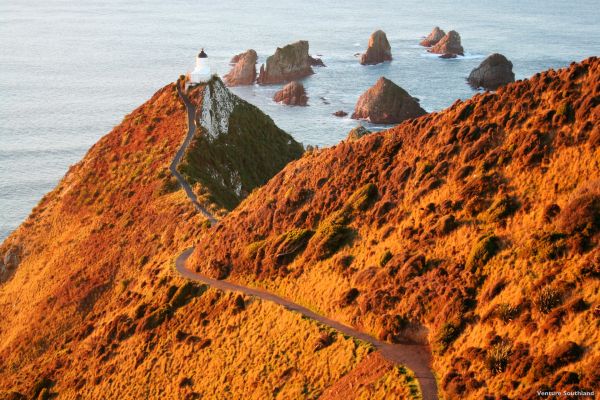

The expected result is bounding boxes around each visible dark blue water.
[1,0,599,240]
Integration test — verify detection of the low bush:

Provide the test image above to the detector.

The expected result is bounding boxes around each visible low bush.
[271,228,314,265]
[466,234,500,272]
[486,342,512,374]
[310,222,354,261]
[535,286,562,314]
[496,303,520,323]
[485,195,519,222]
[436,322,461,353]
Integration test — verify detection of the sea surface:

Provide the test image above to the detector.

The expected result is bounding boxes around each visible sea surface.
[1,0,599,241]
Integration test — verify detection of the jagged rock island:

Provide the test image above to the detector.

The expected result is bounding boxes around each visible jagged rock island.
[257,40,319,85]
[420,27,446,47]
[360,30,392,65]
[224,49,257,86]
[429,30,464,56]
[468,53,516,90]
[352,77,426,124]
[273,81,309,106]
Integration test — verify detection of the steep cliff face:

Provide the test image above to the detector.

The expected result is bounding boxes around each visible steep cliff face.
[0,82,371,399]
[190,58,600,399]
[179,77,304,210]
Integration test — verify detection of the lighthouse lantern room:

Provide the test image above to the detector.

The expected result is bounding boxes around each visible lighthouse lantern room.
[190,48,212,84]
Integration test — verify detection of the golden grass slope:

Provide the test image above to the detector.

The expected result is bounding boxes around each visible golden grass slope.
[190,57,600,399]
[0,83,407,399]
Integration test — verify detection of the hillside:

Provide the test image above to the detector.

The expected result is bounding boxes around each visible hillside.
[0,81,389,399]
[179,77,304,210]
[189,57,600,399]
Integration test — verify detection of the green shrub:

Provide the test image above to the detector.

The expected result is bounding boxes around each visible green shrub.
[436,322,461,352]
[485,195,519,222]
[244,240,266,260]
[466,234,500,272]
[272,228,314,265]
[347,183,378,211]
[312,222,354,261]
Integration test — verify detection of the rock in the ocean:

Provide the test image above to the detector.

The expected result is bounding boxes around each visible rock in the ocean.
[333,110,348,117]
[224,49,258,86]
[420,27,446,47]
[429,30,464,56]
[273,81,309,106]
[439,53,457,59]
[360,30,392,65]
[229,52,243,65]
[309,56,326,67]
[352,77,427,124]
[347,126,372,141]
[257,41,315,85]
[468,53,515,90]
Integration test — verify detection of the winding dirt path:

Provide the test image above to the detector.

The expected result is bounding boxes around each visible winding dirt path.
[173,83,439,400]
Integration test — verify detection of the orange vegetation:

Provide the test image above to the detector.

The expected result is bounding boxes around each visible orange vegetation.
[0,83,388,398]
[190,58,600,399]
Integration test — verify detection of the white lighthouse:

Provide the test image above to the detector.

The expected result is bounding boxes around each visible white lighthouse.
[190,49,212,84]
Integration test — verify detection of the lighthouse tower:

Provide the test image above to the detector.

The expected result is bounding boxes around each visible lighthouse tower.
[190,49,212,84]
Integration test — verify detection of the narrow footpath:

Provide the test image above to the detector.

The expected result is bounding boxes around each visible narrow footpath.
[173,82,439,400]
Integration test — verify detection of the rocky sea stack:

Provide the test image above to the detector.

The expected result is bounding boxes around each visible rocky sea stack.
[468,53,516,90]
[257,40,316,85]
[360,30,392,65]
[273,81,309,106]
[224,49,257,86]
[429,30,464,56]
[352,77,426,124]
[420,27,446,47]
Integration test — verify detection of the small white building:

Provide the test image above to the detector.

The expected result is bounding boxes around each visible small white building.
[190,49,212,84]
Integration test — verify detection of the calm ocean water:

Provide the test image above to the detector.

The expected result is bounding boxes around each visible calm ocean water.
[1,0,599,241]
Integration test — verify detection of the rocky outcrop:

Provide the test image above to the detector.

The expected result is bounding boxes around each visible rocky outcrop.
[346,126,371,141]
[309,56,326,67]
[224,49,257,86]
[0,246,20,281]
[352,77,426,124]
[273,81,308,106]
[420,27,446,47]
[360,30,392,65]
[429,30,464,56]
[3,246,20,270]
[333,110,348,117]
[257,41,315,85]
[468,53,515,90]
